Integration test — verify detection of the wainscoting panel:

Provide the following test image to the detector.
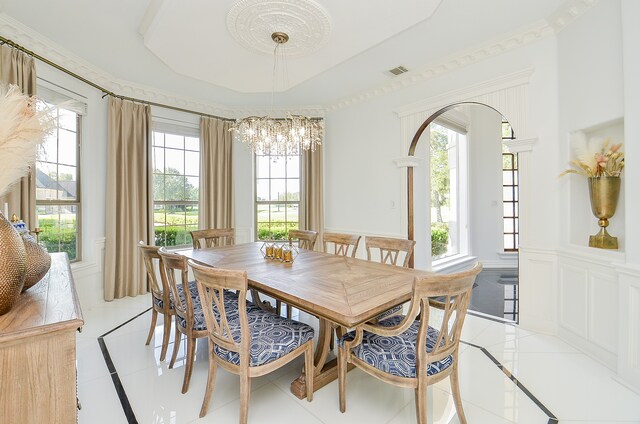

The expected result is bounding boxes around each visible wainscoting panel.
[588,270,618,353]
[518,247,557,333]
[618,266,640,392]
[558,263,589,338]
[557,248,625,371]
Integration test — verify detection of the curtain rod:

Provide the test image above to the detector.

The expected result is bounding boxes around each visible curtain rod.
[0,35,238,122]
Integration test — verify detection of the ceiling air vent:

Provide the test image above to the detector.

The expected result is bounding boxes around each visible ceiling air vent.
[387,65,409,76]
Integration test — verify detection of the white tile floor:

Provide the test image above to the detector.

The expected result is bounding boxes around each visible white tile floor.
[76,295,640,424]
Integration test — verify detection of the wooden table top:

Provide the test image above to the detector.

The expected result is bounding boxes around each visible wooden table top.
[0,253,84,342]
[181,242,433,328]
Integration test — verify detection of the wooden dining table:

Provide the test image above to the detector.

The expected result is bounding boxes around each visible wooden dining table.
[180,242,434,398]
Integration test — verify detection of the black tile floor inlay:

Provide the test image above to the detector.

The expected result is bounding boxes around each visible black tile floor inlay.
[99,309,556,423]
[460,340,558,422]
[97,308,150,424]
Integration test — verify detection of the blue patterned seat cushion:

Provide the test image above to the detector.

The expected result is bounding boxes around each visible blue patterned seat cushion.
[176,287,260,332]
[213,309,314,367]
[375,304,403,321]
[339,315,453,378]
[153,280,199,310]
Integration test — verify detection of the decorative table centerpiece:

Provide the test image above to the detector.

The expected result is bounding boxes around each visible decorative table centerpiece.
[561,134,625,249]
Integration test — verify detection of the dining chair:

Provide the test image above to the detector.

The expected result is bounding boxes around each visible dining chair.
[188,260,315,423]
[158,249,207,393]
[365,236,416,321]
[276,229,319,319]
[190,228,235,249]
[337,262,482,424]
[365,235,415,267]
[323,232,361,258]
[323,232,362,349]
[138,241,173,361]
[288,229,318,250]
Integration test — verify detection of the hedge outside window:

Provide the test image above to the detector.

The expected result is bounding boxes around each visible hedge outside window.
[255,149,300,241]
[35,103,81,261]
[152,130,200,247]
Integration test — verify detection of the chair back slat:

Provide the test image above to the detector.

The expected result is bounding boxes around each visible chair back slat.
[323,232,361,258]
[158,250,192,323]
[138,242,168,301]
[191,228,235,249]
[365,236,416,268]
[288,229,318,250]
[189,260,249,358]
[414,263,481,365]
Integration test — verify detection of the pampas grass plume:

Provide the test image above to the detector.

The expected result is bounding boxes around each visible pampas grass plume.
[0,84,55,197]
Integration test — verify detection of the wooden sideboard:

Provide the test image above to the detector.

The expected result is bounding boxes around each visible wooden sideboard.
[0,252,84,423]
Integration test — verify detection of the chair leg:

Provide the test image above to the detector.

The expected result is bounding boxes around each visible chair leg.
[276,299,282,316]
[304,342,314,402]
[199,342,217,418]
[286,304,292,319]
[145,309,158,345]
[414,380,428,424]
[169,323,181,369]
[450,361,467,424]
[239,373,251,424]
[181,336,196,394]
[159,313,172,361]
[338,345,347,413]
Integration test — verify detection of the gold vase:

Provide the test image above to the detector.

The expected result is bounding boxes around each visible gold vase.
[0,212,27,315]
[21,235,51,291]
[588,176,621,249]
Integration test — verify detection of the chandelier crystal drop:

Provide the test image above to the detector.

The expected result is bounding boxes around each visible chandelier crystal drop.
[230,32,323,155]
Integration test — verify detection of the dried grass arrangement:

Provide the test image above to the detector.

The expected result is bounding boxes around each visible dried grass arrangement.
[0,84,55,197]
[560,132,624,178]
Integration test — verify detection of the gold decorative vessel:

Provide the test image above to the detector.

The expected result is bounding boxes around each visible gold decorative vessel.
[0,212,27,314]
[588,176,621,249]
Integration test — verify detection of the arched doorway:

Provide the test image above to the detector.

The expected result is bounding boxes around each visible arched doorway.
[407,102,520,322]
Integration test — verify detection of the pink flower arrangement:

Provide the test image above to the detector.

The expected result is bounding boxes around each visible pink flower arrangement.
[561,133,624,178]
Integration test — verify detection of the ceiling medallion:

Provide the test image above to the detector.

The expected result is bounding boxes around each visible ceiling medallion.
[226,0,332,57]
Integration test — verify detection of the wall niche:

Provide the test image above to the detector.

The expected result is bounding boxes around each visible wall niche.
[567,118,625,253]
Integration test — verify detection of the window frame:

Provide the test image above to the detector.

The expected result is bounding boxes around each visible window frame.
[254,150,301,241]
[35,104,82,262]
[502,120,519,252]
[429,121,469,263]
[151,128,200,248]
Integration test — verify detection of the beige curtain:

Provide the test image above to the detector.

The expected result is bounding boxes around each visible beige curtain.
[104,97,152,300]
[0,44,37,227]
[199,116,233,229]
[301,146,324,250]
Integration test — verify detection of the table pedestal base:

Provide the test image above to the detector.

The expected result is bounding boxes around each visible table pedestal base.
[290,358,355,399]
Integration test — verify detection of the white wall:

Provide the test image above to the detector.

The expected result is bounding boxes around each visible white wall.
[325,35,560,256]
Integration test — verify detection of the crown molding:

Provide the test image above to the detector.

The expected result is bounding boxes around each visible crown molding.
[324,20,553,113]
[0,13,324,118]
[547,0,599,33]
[324,0,598,114]
[0,0,598,118]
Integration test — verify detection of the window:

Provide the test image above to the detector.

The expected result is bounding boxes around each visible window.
[36,104,81,261]
[255,149,300,240]
[152,130,200,247]
[502,120,518,251]
[430,122,468,261]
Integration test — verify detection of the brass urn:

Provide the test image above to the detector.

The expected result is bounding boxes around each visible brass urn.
[588,176,621,249]
[0,212,27,314]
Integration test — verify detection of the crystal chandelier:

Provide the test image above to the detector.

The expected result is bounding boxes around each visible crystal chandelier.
[230,32,323,156]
